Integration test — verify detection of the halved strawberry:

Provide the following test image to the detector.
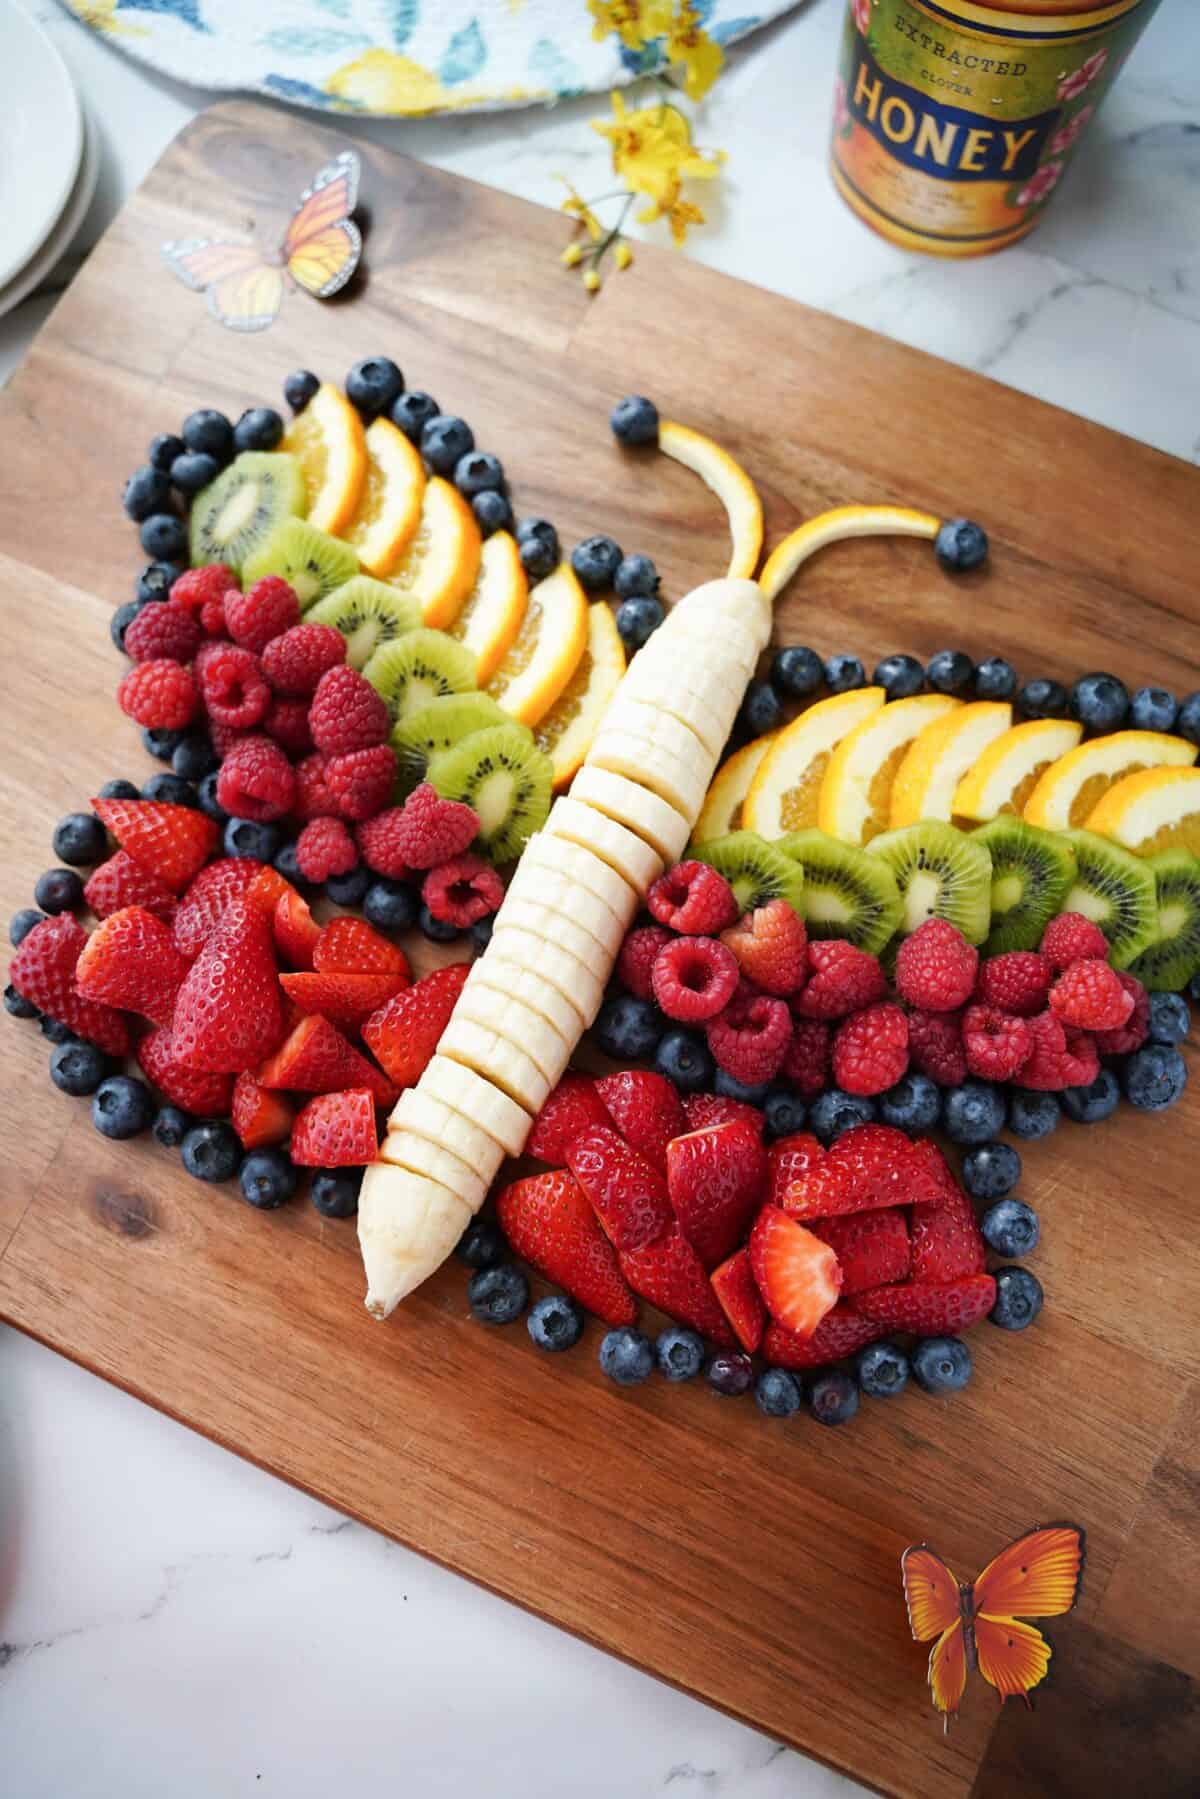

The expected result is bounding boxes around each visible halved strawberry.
[171,899,285,1073]
[765,1131,826,1207]
[681,1091,764,1136]
[361,964,470,1088]
[313,915,408,976]
[665,1119,766,1269]
[528,1074,610,1165]
[280,970,407,1034]
[232,1070,295,1150]
[826,1123,916,1208]
[495,1170,637,1326]
[93,798,218,893]
[910,1187,986,1283]
[172,858,266,959]
[274,887,321,970]
[905,1137,962,1208]
[137,1027,235,1117]
[811,1207,911,1296]
[594,1069,687,1173]
[762,1306,881,1370]
[257,1015,396,1106]
[290,1088,378,1166]
[75,905,190,1027]
[854,1273,996,1337]
[619,1229,736,1347]
[748,1205,842,1339]
[778,1157,861,1222]
[245,863,295,919]
[710,1247,765,1353]
[83,850,177,923]
[8,915,130,1055]
[565,1125,673,1252]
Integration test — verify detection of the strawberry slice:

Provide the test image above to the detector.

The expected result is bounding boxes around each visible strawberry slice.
[619,1229,736,1347]
[313,915,409,977]
[232,1070,296,1150]
[811,1207,911,1296]
[76,906,190,1027]
[855,1273,997,1337]
[83,850,177,924]
[826,1123,916,1208]
[665,1119,766,1269]
[762,1306,881,1370]
[748,1205,842,1339]
[8,915,130,1056]
[137,1027,235,1117]
[910,1187,986,1283]
[290,1088,378,1166]
[779,1157,861,1222]
[273,887,321,970]
[566,1124,673,1252]
[93,797,218,893]
[496,1169,637,1326]
[528,1074,610,1165]
[710,1247,765,1353]
[258,1014,396,1106]
[682,1091,764,1136]
[245,864,295,919]
[766,1130,826,1207]
[361,963,470,1088]
[172,858,267,959]
[905,1137,962,1208]
[171,899,285,1073]
[594,1070,687,1173]
[280,971,407,1034]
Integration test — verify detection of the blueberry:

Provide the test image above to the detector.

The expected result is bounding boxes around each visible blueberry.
[1018,677,1069,721]
[98,777,141,802]
[391,389,439,442]
[873,653,924,701]
[1007,1087,1060,1139]
[233,406,284,453]
[597,994,663,1062]
[224,817,281,861]
[140,513,187,562]
[989,1266,1043,1331]
[170,451,220,496]
[1191,970,1200,1004]
[1122,1043,1187,1110]
[1148,991,1189,1046]
[714,1069,772,1106]
[942,1080,1006,1145]
[707,1352,754,1397]
[419,902,460,943]
[960,1139,1020,1200]
[311,1167,363,1218]
[149,431,185,472]
[468,1264,529,1324]
[764,1088,806,1139]
[142,727,185,764]
[111,600,145,654]
[981,1198,1039,1258]
[142,772,197,807]
[599,1325,654,1385]
[455,1216,505,1268]
[34,868,82,915]
[755,1367,802,1417]
[824,653,865,694]
[284,369,320,413]
[364,878,419,934]
[420,414,474,474]
[1060,1069,1121,1124]
[40,1016,76,1045]
[181,408,234,461]
[856,1341,910,1398]
[655,1327,704,1382]
[1177,692,1200,746]
[1071,671,1128,732]
[877,1071,940,1133]
[198,771,229,823]
[613,553,660,600]
[974,656,1018,700]
[50,1038,107,1096]
[10,907,44,945]
[172,735,218,782]
[571,535,623,593]
[152,1104,190,1148]
[469,914,494,954]
[454,450,505,496]
[528,1294,583,1352]
[517,520,560,581]
[738,680,783,737]
[471,489,512,535]
[610,394,659,447]
[239,1148,298,1209]
[926,649,975,695]
[346,357,404,419]
[123,464,171,521]
[326,865,371,907]
[137,561,182,603]
[615,596,664,651]
[934,518,988,572]
[808,1369,859,1425]
[771,646,823,699]
[912,1336,973,1392]
[92,1075,154,1140]
[1129,685,1177,733]
[52,812,106,867]
[809,1087,876,1145]
[273,841,303,887]
[181,1120,241,1183]
[4,984,38,1019]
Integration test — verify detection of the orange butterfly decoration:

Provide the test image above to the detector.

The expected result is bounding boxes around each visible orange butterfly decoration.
[902,1524,1085,1727]
[162,151,362,333]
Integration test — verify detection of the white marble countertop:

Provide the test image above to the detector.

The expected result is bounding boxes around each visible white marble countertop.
[1,3,1197,1794]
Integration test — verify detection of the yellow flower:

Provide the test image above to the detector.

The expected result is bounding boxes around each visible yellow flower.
[588,0,673,48]
[614,242,633,270]
[592,93,723,206]
[561,243,585,267]
[667,2,724,100]
[637,184,707,244]
[560,183,604,241]
[583,268,602,293]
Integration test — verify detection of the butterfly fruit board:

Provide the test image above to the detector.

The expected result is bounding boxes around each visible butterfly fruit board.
[1,102,1199,1799]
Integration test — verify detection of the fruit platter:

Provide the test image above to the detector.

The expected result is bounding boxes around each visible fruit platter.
[2,104,1199,1799]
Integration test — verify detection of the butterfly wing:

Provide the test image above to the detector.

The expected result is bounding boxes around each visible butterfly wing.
[902,1545,961,1641]
[928,1618,968,1717]
[973,1525,1085,1620]
[287,221,363,299]
[972,1614,1053,1704]
[161,238,264,292]
[284,150,360,251]
[161,239,284,332]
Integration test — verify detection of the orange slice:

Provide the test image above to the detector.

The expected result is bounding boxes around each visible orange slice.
[759,505,940,603]
[449,531,529,686]
[818,694,962,845]
[1022,730,1197,831]
[282,381,367,536]
[535,600,626,788]
[486,562,589,727]
[1085,765,1200,856]
[953,718,1083,823]
[341,416,426,575]
[384,476,482,630]
[888,702,1012,828]
[744,689,886,839]
[659,420,763,580]
[693,735,777,843]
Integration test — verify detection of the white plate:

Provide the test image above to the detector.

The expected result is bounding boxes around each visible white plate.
[0,105,99,323]
[0,0,83,289]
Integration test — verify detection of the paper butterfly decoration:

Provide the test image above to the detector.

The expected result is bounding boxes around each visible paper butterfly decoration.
[902,1523,1085,1726]
[162,151,362,332]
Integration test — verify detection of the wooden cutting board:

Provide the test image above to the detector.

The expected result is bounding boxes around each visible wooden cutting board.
[1,100,1198,1798]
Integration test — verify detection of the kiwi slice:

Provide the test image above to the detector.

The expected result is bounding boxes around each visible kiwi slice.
[778,828,903,956]
[362,629,477,730]
[690,831,806,917]
[391,693,526,795]
[242,515,358,607]
[189,452,305,575]
[868,821,993,945]
[973,817,1077,956]
[427,723,553,863]
[1059,829,1159,969]
[308,577,422,670]
[1123,849,1200,990]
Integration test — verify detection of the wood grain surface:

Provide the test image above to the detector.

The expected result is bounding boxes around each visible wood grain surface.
[1,101,1199,1798]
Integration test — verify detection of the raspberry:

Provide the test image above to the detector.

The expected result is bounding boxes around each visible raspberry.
[962,1004,1033,1081]
[974,950,1052,1016]
[1093,971,1151,1055]
[393,782,479,869]
[325,745,397,822]
[1041,911,1109,972]
[170,564,235,614]
[225,576,301,655]
[123,598,202,664]
[199,592,230,639]
[1019,1010,1100,1090]
[263,696,313,758]
[894,918,978,1011]
[650,935,740,1022]
[294,752,339,821]
[421,854,505,926]
[296,816,358,882]
[617,925,673,999]
[706,986,792,1084]
[782,1016,831,1095]
[261,623,346,697]
[193,638,228,686]
[354,809,411,879]
[209,719,250,759]
[907,1008,967,1085]
[117,658,198,729]
[215,735,297,823]
[792,939,886,1020]
[720,899,808,996]
[832,1002,909,1096]
[647,861,739,935]
[1050,958,1135,1031]
[198,643,271,729]
[308,665,389,755]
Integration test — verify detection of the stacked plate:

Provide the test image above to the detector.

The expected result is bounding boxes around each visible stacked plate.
[0,0,100,322]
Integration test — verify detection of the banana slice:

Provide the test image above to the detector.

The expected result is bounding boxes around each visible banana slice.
[505,856,631,952]
[639,608,759,693]
[667,576,772,657]
[465,951,583,1047]
[439,1015,554,1114]
[379,1129,489,1213]
[587,725,710,822]
[488,925,606,1028]
[454,981,572,1087]
[568,764,691,865]
[494,893,618,975]
[595,695,713,770]
[387,1086,508,1189]
[417,1054,530,1157]
[359,1163,471,1320]
[543,795,664,892]
[517,830,639,930]
[620,657,743,759]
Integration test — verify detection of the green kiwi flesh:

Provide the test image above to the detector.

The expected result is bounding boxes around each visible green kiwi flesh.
[427,723,553,863]
[241,515,358,607]
[973,817,1077,955]
[391,693,524,795]
[777,828,902,955]
[1127,849,1200,991]
[867,821,992,945]
[1058,829,1159,969]
[690,831,805,917]
[307,577,422,669]
[189,452,305,575]
[362,629,477,729]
